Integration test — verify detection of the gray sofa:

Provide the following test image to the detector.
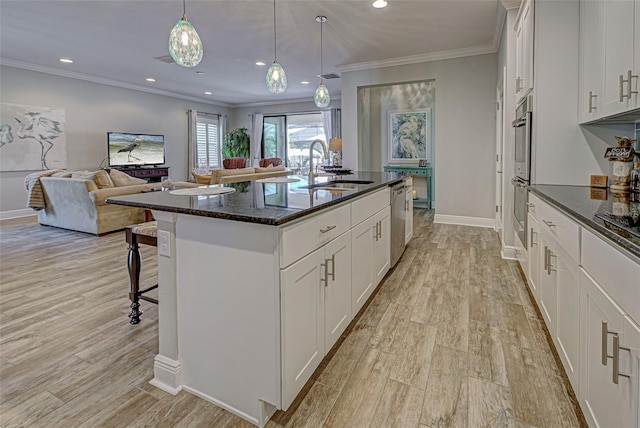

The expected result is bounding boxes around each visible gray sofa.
[37,176,161,235]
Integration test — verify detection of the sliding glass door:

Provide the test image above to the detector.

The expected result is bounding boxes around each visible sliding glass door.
[262,112,326,176]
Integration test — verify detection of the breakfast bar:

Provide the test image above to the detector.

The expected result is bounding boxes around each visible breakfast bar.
[107,172,404,427]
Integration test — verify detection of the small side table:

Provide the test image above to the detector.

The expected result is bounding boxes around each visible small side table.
[384,165,432,208]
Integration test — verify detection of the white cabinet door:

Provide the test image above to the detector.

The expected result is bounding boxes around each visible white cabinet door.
[405,187,413,245]
[580,269,627,428]
[280,248,325,410]
[351,216,375,316]
[527,212,541,303]
[579,0,605,122]
[601,0,636,117]
[538,232,558,333]
[515,0,534,101]
[372,206,391,287]
[621,316,640,427]
[323,231,352,352]
[553,241,581,390]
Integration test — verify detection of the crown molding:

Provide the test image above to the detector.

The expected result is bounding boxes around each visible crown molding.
[336,43,498,73]
[233,95,341,109]
[0,58,233,108]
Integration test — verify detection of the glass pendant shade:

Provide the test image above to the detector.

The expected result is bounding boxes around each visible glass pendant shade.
[168,18,203,67]
[314,81,330,108]
[266,61,287,94]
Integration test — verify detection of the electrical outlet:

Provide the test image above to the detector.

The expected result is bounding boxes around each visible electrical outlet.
[158,230,171,257]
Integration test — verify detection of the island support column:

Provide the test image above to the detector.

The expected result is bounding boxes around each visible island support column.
[148,210,183,394]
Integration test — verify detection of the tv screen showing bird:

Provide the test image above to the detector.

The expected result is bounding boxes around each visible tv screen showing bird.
[107,132,165,167]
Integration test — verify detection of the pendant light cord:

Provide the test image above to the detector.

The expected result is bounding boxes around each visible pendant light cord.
[273,0,277,62]
[182,0,187,20]
[320,19,323,76]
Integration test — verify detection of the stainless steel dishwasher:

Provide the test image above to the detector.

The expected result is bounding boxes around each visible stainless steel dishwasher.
[390,182,406,268]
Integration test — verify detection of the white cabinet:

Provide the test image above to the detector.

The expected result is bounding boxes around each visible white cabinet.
[372,206,391,287]
[621,316,640,427]
[579,0,605,122]
[405,183,413,245]
[528,194,581,390]
[580,269,631,428]
[281,247,325,410]
[515,0,534,101]
[351,206,391,316]
[323,231,352,352]
[527,212,541,303]
[280,229,352,410]
[579,0,640,122]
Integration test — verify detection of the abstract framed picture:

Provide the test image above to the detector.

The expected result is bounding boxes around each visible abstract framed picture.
[0,103,67,171]
[388,109,430,164]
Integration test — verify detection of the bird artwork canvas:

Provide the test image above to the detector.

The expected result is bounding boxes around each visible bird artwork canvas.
[0,103,67,171]
[388,109,430,164]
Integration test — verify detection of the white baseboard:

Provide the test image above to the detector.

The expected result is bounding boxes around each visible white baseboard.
[433,214,495,228]
[183,385,260,427]
[150,354,183,395]
[0,209,36,221]
[501,246,518,260]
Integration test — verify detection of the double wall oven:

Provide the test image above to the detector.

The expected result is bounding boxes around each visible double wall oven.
[512,95,533,248]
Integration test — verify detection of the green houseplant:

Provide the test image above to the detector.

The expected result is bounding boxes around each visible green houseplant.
[222,128,250,160]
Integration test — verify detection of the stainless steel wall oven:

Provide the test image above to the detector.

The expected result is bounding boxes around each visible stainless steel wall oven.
[512,95,532,249]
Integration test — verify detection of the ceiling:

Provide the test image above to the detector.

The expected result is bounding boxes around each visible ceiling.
[0,0,505,107]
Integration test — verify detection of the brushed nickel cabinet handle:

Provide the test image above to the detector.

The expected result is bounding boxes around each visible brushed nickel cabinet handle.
[542,219,556,228]
[620,74,626,102]
[526,202,535,208]
[547,251,557,273]
[588,91,597,112]
[602,321,609,365]
[629,69,638,98]
[377,221,382,240]
[320,225,336,233]
[321,262,327,286]
[373,222,379,241]
[543,246,549,271]
[328,254,335,280]
[530,228,536,248]
[612,334,631,384]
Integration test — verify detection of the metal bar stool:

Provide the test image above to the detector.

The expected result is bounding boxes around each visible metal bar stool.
[125,221,158,324]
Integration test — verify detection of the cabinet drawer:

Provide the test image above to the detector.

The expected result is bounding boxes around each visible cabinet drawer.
[280,203,351,268]
[581,228,640,323]
[532,195,580,263]
[351,187,390,227]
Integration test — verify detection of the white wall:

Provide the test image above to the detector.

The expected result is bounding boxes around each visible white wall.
[229,99,341,131]
[341,54,498,222]
[0,65,230,215]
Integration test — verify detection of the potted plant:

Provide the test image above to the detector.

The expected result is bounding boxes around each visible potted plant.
[222,128,250,159]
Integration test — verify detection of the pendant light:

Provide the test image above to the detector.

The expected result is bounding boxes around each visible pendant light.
[168,0,203,67]
[314,16,330,108]
[266,0,287,94]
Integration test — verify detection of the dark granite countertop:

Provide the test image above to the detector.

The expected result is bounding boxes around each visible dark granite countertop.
[107,171,403,226]
[528,184,640,259]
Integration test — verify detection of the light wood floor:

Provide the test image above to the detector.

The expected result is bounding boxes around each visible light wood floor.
[0,211,584,427]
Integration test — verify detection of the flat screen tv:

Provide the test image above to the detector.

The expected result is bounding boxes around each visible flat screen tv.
[107,132,165,167]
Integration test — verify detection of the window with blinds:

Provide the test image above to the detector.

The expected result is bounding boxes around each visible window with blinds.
[196,114,221,169]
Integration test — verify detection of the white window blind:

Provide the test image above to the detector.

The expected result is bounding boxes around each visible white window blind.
[196,114,220,169]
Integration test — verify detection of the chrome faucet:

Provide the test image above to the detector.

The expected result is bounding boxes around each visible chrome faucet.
[308,139,329,186]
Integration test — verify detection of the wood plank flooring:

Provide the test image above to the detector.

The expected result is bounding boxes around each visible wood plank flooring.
[0,212,585,427]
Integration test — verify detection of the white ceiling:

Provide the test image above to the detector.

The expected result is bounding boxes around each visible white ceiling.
[0,0,505,107]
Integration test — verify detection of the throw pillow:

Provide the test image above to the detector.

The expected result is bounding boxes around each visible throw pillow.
[109,168,147,186]
[94,169,115,189]
[51,171,72,178]
[71,170,97,181]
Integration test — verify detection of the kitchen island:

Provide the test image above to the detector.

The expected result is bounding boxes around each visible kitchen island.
[107,172,404,427]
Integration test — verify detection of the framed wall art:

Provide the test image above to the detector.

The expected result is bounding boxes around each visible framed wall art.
[388,108,430,164]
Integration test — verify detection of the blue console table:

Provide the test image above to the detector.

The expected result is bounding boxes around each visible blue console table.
[384,165,433,209]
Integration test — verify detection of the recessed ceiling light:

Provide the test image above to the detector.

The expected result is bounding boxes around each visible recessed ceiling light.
[146,77,156,82]
[204,91,212,95]
[255,61,266,67]
[196,71,204,75]
[301,81,310,85]
[59,58,73,63]
[372,0,388,8]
